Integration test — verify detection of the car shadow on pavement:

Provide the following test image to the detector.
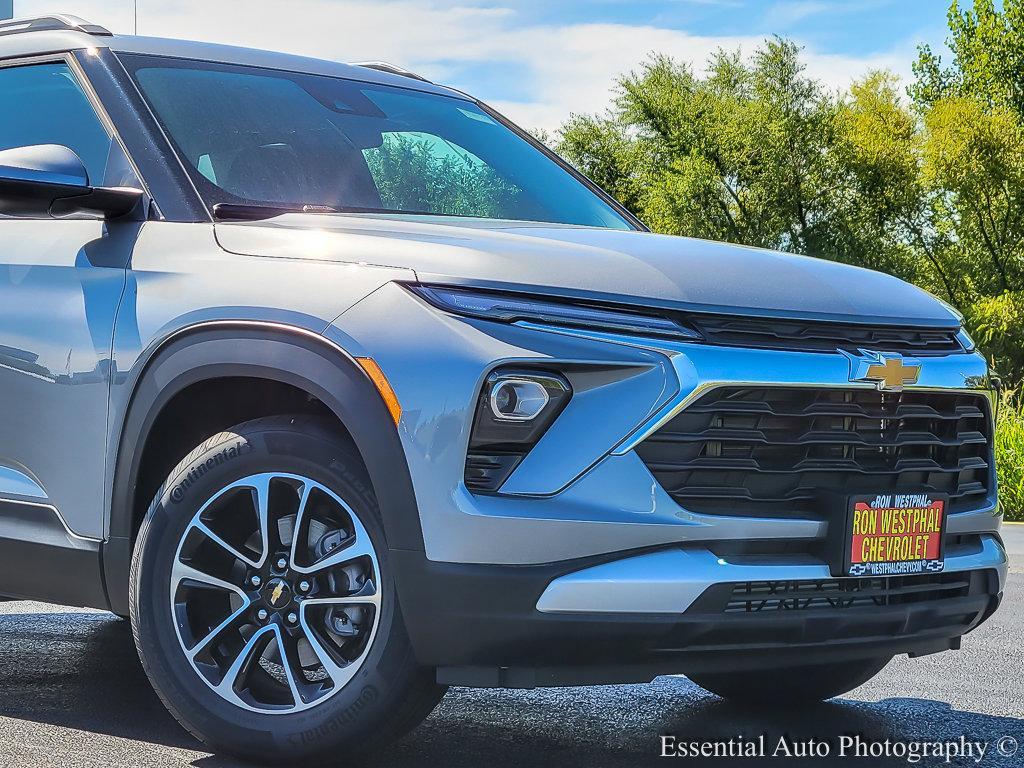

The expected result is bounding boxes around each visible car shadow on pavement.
[0,610,1021,768]
[0,610,199,750]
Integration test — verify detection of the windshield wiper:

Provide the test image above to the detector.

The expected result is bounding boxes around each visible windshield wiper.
[212,203,342,221]
[212,202,474,221]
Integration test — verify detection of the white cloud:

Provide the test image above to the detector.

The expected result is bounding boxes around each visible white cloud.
[765,1,833,28]
[20,0,920,131]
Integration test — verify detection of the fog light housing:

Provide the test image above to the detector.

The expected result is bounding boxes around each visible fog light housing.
[490,378,550,421]
[465,370,572,493]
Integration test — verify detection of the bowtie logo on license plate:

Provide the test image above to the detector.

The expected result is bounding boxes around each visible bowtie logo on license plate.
[843,350,921,392]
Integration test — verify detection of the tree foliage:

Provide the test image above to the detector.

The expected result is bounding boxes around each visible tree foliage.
[365,132,522,218]
[912,0,1024,115]
[556,2,1024,385]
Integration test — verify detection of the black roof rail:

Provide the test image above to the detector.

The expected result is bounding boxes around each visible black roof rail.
[0,15,112,38]
[351,61,432,84]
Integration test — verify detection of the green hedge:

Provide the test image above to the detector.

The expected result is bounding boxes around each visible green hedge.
[996,393,1024,522]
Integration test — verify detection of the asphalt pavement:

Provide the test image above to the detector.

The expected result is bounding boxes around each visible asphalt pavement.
[0,526,1021,768]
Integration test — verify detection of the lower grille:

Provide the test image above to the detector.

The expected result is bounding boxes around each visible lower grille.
[723,572,972,613]
[666,569,1000,650]
[465,453,520,492]
[637,387,993,518]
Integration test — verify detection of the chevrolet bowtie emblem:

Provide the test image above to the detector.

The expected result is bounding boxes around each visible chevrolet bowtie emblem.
[844,350,921,392]
[270,582,285,606]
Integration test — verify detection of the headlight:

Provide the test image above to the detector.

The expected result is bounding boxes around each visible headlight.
[956,327,976,352]
[408,284,702,341]
[928,292,974,351]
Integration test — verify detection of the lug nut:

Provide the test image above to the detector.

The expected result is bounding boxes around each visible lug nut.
[256,608,269,621]
[276,557,288,570]
[286,612,298,624]
[250,575,262,587]
[298,580,311,593]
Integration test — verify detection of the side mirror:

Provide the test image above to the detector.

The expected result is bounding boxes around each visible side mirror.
[0,144,145,220]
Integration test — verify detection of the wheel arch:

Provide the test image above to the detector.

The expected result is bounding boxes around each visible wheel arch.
[102,322,424,615]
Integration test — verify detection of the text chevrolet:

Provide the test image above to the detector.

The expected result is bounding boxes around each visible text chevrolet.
[0,15,1007,764]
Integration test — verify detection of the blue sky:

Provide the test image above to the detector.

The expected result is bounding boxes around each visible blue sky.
[474,0,949,56]
[17,0,955,130]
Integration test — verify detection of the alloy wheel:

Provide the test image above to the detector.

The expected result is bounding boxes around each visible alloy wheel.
[170,472,382,714]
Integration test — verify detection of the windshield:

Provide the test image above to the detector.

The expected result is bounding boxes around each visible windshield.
[119,55,633,229]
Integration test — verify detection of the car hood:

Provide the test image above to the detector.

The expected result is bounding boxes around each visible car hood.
[215,214,960,327]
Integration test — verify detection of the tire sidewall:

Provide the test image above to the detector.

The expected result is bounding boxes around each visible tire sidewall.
[132,420,412,760]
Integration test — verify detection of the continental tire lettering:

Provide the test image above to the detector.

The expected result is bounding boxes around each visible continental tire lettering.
[169,440,253,503]
[286,685,379,747]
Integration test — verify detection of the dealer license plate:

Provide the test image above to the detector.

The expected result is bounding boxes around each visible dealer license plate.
[845,493,946,577]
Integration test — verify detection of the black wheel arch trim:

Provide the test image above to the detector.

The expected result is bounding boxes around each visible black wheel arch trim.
[102,321,424,616]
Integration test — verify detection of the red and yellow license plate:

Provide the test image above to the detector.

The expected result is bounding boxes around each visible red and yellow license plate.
[845,494,946,576]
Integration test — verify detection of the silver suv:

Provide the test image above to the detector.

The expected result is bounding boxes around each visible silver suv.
[0,14,1007,764]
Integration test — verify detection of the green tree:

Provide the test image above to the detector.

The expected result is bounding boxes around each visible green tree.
[830,72,931,286]
[909,1,1024,382]
[612,41,844,252]
[557,115,650,215]
[557,40,924,281]
[912,0,1024,116]
[921,98,1024,297]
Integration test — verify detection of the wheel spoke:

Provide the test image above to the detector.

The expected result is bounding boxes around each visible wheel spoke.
[172,559,246,598]
[288,482,314,570]
[272,627,316,707]
[250,474,274,568]
[193,520,260,568]
[295,609,358,690]
[215,625,273,700]
[185,599,252,660]
[304,537,375,573]
[304,578,380,607]
[294,512,377,574]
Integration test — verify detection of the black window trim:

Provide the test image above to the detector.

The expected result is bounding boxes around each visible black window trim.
[94,49,210,222]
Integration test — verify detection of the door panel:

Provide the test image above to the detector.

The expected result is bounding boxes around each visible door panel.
[0,220,132,538]
[0,58,135,545]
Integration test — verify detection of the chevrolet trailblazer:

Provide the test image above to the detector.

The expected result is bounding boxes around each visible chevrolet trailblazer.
[0,14,1006,764]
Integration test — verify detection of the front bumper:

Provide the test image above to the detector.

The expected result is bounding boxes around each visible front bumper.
[536,533,1008,614]
[393,534,1005,688]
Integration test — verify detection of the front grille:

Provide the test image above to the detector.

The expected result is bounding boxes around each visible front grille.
[636,387,993,517]
[685,315,963,355]
[723,572,971,613]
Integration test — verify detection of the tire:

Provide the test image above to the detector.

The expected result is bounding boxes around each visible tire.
[130,415,445,764]
[688,656,892,706]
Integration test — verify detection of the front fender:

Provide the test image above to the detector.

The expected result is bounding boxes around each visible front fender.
[101,322,423,614]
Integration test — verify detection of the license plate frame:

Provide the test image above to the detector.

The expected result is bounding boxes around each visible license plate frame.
[844,493,947,577]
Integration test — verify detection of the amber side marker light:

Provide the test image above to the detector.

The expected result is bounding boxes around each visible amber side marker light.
[355,357,402,426]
